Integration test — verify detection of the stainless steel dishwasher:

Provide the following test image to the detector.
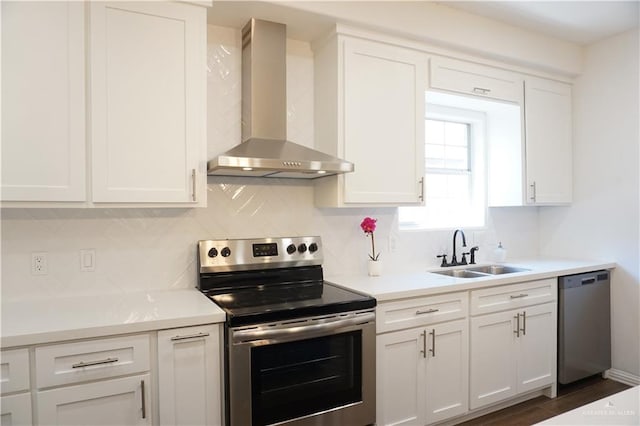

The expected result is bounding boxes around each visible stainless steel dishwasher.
[558,270,611,384]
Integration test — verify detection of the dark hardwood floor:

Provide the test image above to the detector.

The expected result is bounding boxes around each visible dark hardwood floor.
[458,375,632,425]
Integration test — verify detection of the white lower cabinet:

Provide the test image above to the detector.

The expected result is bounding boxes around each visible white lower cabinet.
[36,374,151,426]
[157,324,222,426]
[376,293,469,426]
[1,348,32,426]
[424,320,469,424]
[1,393,33,426]
[33,334,152,426]
[470,302,556,410]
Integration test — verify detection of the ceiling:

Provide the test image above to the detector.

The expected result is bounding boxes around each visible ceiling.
[208,1,639,46]
[443,1,640,45]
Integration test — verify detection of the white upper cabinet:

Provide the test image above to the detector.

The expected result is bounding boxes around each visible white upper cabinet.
[524,76,573,205]
[1,1,207,207]
[430,56,523,103]
[1,1,86,202]
[314,33,426,207]
[90,1,206,204]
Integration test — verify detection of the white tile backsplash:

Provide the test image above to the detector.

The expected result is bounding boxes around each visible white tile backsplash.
[0,25,540,301]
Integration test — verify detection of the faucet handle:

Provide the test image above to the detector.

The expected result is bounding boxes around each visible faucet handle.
[461,252,470,265]
[470,246,480,264]
[436,254,448,267]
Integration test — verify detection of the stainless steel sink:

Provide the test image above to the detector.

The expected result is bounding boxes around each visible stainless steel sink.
[431,269,489,278]
[431,264,530,278]
[466,265,530,275]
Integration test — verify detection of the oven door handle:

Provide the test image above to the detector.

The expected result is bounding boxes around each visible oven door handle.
[232,312,375,343]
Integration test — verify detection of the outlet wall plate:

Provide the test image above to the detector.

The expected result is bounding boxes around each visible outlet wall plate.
[31,252,48,275]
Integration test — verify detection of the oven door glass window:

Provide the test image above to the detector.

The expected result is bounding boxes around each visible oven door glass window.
[251,330,362,425]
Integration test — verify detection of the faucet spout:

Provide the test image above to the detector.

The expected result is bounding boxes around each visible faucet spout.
[451,229,467,265]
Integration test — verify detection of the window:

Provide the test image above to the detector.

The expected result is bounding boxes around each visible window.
[400,100,486,230]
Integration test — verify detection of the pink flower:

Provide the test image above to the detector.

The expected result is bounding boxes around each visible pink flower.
[360,217,380,261]
[360,217,377,234]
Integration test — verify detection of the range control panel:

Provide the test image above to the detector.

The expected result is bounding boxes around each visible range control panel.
[198,236,323,273]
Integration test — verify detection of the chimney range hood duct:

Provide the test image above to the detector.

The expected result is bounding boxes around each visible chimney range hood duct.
[207,19,354,179]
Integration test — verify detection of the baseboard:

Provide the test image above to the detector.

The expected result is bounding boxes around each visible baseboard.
[605,368,640,386]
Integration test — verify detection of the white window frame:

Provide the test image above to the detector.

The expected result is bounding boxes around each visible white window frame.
[400,103,487,231]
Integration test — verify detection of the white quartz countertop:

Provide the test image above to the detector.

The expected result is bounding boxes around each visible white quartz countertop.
[1,288,225,348]
[327,258,616,302]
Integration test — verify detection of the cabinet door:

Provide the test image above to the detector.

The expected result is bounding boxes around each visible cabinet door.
[90,2,206,203]
[343,38,425,204]
[430,56,523,103]
[376,328,426,426]
[424,319,469,424]
[525,77,572,205]
[1,1,86,202]
[37,374,151,426]
[1,393,33,426]
[517,303,557,393]
[469,311,518,410]
[157,325,221,426]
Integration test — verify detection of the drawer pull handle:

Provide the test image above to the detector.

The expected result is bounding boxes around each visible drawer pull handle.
[429,329,436,357]
[416,308,439,315]
[510,294,529,299]
[420,330,427,358]
[472,87,491,95]
[72,357,119,369]
[171,332,210,341]
[141,379,146,419]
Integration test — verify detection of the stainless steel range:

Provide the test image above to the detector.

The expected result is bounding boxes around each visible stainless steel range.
[197,236,376,426]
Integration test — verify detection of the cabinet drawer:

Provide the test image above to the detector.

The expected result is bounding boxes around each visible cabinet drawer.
[377,291,468,333]
[36,334,150,388]
[470,279,557,316]
[1,348,30,394]
[430,57,523,103]
[1,392,33,425]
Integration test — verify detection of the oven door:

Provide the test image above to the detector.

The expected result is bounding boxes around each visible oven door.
[227,310,375,426]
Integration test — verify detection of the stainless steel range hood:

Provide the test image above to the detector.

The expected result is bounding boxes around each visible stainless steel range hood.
[207,19,354,179]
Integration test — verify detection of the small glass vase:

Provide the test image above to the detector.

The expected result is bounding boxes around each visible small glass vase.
[368,260,382,277]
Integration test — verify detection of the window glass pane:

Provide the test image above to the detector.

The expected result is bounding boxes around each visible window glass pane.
[444,121,468,147]
[444,146,468,170]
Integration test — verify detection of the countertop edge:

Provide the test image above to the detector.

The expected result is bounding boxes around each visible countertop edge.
[328,260,617,302]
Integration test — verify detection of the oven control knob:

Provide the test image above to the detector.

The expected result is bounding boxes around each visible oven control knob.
[207,248,218,258]
[286,244,296,255]
[308,243,318,253]
[221,247,231,257]
[297,243,307,253]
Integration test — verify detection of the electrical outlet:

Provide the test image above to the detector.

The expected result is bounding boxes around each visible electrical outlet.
[31,252,48,275]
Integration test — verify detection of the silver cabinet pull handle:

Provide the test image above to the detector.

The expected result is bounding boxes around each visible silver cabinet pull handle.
[72,357,119,369]
[530,181,537,202]
[510,294,529,299]
[472,87,491,95]
[418,177,425,202]
[171,332,210,342]
[141,380,146,419]
[191,168,197,202]
[429,329,436,357]
[521,311,526,336]
[416,308,439,315]
[514,314,520,338]
[420,329,427,358]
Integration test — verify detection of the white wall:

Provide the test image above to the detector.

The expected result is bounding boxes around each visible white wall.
[0,25,540,302]
[539,29,640,378]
